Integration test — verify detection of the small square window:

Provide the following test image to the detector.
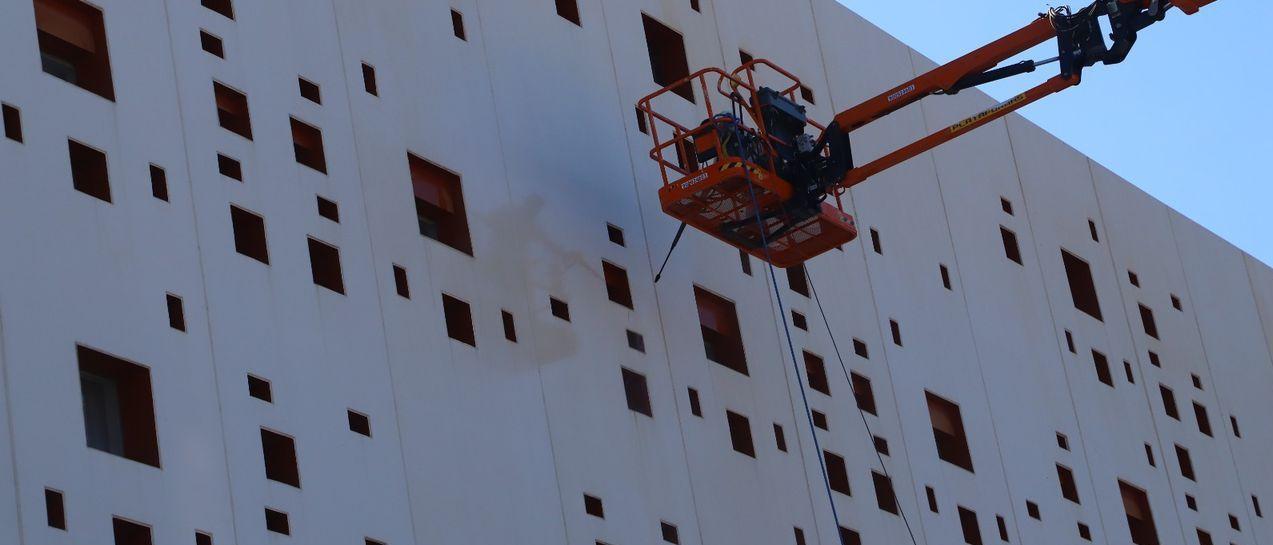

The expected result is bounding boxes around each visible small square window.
[264,508,289,535]
[726,410,755,457]
[661,521,679,543]
[626,330,645,352]
[68,139,111,202]
[502,310,517,342]
[291,118,327,173]
[873,472,898,514]
[1129,270,1140,286]
[803,351,829,395]
[213,82,252,139]
[392,265,410,298]
[773,423,787,452]
[853,338,869,359]
[307,238,345,294]
[1196,529,1213,545]
[1078,522,1091,541]
[556,0,581,26]
[166,293,186,332]
[583,494,604,518]
[112,517,153,545]
[2,103,21,143]
[1171,294,1182,311]
[45,488,65,530]
[451,9,467,40]
[217,153,242,181]
[361,63,378,96]
[621,368,652,417]
[200,30,224,58]
[1026,501,1040,520]
[550,297,570,321]
[606,223,625,246]
[348,409,371,437]
[298,77,321,104]
[149,164,168,201]
[247,374,272,402]
[787,264,809,297]
[603,261,634,309]
[259,428,300,488]
[824,450,851,495]
[230,205,268,264]
[1001,198,1014,215]
[1230,514,1240,531]
[690,0,701,13]
[196,531,213,545]
[791,311,807,331]
[201,0,234,19]
[1148,350,1161,367]
[1056,432,1070,451]
[811,410,828,430]
[851,372,877,415]
[317,196,339,222]
[442,294,476,346]
[799,85,815,105]
[1191,374,1203,390]
[1186,494,1198,511]
[873,435,889,456]
[687,388,702,417]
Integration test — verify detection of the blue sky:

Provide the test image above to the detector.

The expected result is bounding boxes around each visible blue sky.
[837,0,1272,266]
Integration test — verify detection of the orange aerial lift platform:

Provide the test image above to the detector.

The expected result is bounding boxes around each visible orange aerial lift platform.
[638,0,1218,268]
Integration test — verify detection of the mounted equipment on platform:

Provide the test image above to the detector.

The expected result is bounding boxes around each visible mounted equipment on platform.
[637,0,1217,268]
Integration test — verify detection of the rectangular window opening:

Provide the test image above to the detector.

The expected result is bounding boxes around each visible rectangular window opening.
[811,410,828,430]
[1057,464,1081,504]
[940,264,952,290]
[1144,443,1155,466]
[1139,304,1160,339]
[959,507,983,545]
[1062,250,1103,320]
[824,450,851,495]
[1193,403,1212,436]
[890,319,902,346]
[773,423,787,452]
[307,238,345,294]
[166,293,186,332]
[997,516,1009,542]
[641,15,693,102]
[199,30,224,58]
[229,205,268,264]
[68,139,110,202]
[45,488,66,530]
[853,338,869,359]
[264,508,289,535]
[556,0,581,25]
[392,264,410,299]
[216,153,242,181]
[1119,482,1160,545]
[786,264,810,297]
[201,0,234,19]
[502,310,517,342]
[603,261,634,309]
[687,387,702,417]
[606,223,625,246]
[584,494,604,518]
[1001,227,1022,265]
[298,77,321,104]
[442,294,476,346]
[78,345,159,467]
[851,372,877,415]
[212,82,252,139]
[316,196,339,222]
[1160,385,1179,420]
[927,392,974,472]
[1001,197,1014,215]
[803,351,829,396]
[1092,350,1113,387]
[926,486,939,513]
[247,374,272,403]
[3,103,23,142]
[621,368,652,417]
[409,153,473,255]
[695,286,747,375]
[1175,444,1195,481]
[873,472,899,514]
[726,410,755,457]
[290,117,327,173]
[1088,219,1100,242]
[870,228,882,254]
[626,330,644,352]
[348,409,371,437]
[113,517,153,545]
[451,9,467,40]
[791,311,807,331]
[1124,361,1136,384]
[259,428,300,488]
[149,164,168,201]
[361,63,378,96]
[550,297,570,321]
[739,249,752,275]
[35,0,115,100]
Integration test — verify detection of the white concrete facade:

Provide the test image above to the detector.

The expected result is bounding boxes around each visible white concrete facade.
[0,0,1269,544]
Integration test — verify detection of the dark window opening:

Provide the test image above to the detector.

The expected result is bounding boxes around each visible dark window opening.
[1197,529,1214,545]
[695,286,747,375]
[870,228,882,254]
[1001,227,1022,265]
[811,410,828,430]
[1124,361,1136,384]
[1092,350,1113,387]
[1057,432,1070,450]
[1160,385,1179,420]
[1139,304,1159,339]
[442,294,476,346]
[926,486,939,513]
[959,507,983,545]
[1144,443,1154,466]
[800,85,815,105]
[1065,330,1076,353]
[584,494,604,518]
[636,107,648,134]
[264,508,289,535]
[804,351,829,395]
[1088,219,1100,242]
[853,338,869,359]
[45,488,65,529]
[641,15,693,102]
[690,0,701,12]
[298,77,321,104]
[941,264,952,290]
[1190,374,1202,390]
[409,153,472,255]
[1193,403,1211,436]
[1185,495,1197,511]
[603,261,634,309]
[556,0,581,25]
[1057,464,1080,504]
[661,521,679,543]
[199,30,224,58]
[316,196,339,222]
[687,388,702,417]
[1026,501,1040,520]
[307,238,345,294]
[259,428,300,488]
[1078,523,1091,541]
[1129,270,1140,286]
[726,410,755,457]
[68,139,110,202]
[794,527,806,545]
[149,164,168,201]
[1230,514,1240,531]
[392,265,409,298]
[361,63,378,96]
[851,372,877,415]
[739,49,754,65]
[217,153,241,180]
[873,472,899,514]
[824,450,851,495]
[626,330,644,352]
[773,423,787,452]
[839,527,861,545]
[1148,350,1161,367]
[890,319,902,346]
[348,410,371,437]
[621,368,652,417]
[791,311,807,330]
[2,103,21,142]
[201,0,234,19]
[1120,481,1160,545]
[927,392,974,472]
[606,223,625,246]
[247,374,271,402]
[166,293,185,332]
[502,311,517,342]
[212,82,252,139]
[290,117,327,173]
[78,345,159,467]
[1253,496,1262,518]
[550,297,570,321]
[1231,415,1241,438]
[739,250,753,275]
[35,0,115,100]
[1171,294,1182,311]
[1001,197,1014,215]
[229,205,268,264]
[997,516,1009,542]
[787,264,809,296]
[1062,250,1103,321]
[451,9,467,40]
[113,517,153,545]
[1175,444,1195,481]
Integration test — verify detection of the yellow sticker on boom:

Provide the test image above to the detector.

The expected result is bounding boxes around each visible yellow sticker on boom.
[948,93,1027,134]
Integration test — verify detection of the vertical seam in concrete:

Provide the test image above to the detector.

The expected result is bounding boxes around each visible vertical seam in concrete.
[159,0,243,541]
[1005,119,1128,545]
[1246,256,1273,371]
[1166,212,1265,544]
[325,1,423,542]
[0,301,27,543]
[469,2,574,543]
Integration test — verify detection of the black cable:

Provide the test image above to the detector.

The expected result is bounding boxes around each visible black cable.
[654,222,688,284]
[805,269,920,545]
